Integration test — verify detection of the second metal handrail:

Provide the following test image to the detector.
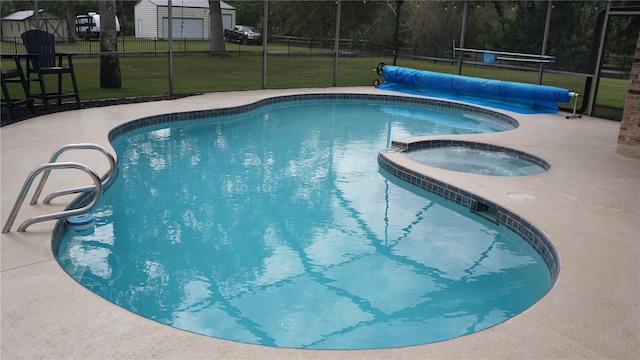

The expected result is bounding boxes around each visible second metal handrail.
[2,162,102,233]
[30,143,116,205]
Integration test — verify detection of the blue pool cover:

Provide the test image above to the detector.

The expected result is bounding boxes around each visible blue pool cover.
[377,65,571,114]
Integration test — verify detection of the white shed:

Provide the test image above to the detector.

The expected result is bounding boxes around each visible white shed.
[1,10,69,42]
[134,0,235,39]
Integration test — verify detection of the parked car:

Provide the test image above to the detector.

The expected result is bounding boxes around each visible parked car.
[224,25,262,45]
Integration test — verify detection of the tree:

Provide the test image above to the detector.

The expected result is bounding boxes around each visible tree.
[226,0,262,27]
[408,1,464,57]
[65,1,77,43]
[98,0,121,88]
[1,0,16,18]
[208,1,226,53]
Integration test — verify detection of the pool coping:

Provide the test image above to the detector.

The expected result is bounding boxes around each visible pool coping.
[1,87,639,359]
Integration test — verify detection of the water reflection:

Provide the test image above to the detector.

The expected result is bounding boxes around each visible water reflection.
[58,100,548,349]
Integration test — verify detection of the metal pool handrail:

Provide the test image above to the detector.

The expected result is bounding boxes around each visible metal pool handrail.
[29,143,116,205]
[2,162,102,233]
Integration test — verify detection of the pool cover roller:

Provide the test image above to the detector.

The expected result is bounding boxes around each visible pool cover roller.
[377,65,572,114]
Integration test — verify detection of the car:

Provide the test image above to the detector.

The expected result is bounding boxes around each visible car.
[224,25,263,45]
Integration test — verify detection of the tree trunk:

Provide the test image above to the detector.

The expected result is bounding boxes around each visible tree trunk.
[99,0,122,88]
[66,1,77,43]
[209,1,226,54]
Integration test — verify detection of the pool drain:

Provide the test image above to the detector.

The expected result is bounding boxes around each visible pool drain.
[278,317,301,332]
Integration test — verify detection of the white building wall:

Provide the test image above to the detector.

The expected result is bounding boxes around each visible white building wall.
[135,0,235,39]
[221,8,235,30]
[134,0,159,38]
[1,12,68,41]
[157,6,209,39]
[1,21,26,40]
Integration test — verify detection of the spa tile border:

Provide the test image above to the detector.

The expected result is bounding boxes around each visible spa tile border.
[378,149,559,281]
[108,93,518,142]
[394,139,551,172]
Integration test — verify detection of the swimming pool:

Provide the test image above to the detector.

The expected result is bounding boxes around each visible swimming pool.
[55,95,553,349]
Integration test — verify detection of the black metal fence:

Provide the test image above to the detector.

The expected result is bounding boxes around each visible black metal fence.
[2,36,222,56]
[3,35,632,80]
[601,54,636,79]
[0,35,393,57]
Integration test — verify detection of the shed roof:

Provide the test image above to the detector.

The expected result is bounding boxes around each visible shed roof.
[148,0,235,10]
[1,9,43,21]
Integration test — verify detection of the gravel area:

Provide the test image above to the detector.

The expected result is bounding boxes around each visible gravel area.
[1,93,197,127]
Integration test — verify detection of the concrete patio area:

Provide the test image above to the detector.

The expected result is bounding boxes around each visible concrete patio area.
[1,87,638,359]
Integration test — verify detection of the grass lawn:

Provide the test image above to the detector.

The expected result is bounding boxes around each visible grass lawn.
[1,51,628,110]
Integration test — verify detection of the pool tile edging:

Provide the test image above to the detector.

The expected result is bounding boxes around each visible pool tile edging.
[378,148,559,281]
[395,139,551,171]
[107,93,519,142]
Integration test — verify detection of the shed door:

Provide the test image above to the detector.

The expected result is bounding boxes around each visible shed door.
[222,14,232,30]
[162,17,203,39]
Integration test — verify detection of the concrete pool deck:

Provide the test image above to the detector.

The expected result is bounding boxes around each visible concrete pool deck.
[1,87,638,359]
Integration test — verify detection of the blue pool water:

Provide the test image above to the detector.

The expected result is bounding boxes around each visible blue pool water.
[406,147,548,176]
[57,98,552,349]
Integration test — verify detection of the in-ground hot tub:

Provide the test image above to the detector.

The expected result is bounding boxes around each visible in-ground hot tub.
[400,140,549,176]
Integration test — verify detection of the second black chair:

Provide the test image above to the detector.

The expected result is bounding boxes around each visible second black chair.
[21,30,80,111]
[1,56,35,121]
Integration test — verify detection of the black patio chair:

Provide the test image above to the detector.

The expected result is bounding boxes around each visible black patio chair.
[21,30,80,111]
[1,55,35,121]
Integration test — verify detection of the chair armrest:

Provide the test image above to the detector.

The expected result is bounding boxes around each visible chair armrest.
[55,53,76,67]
